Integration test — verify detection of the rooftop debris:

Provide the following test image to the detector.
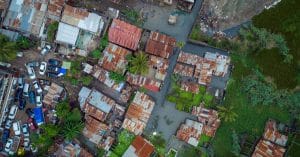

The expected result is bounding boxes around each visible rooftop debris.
[108,19,142,50]
[145,31,176,59]
[123,136,155,157]
[122,92,155,135]
[99,43,132,74]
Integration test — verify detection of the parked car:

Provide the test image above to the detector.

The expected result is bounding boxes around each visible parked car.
[1,129,10,143]
[26,61,39,67]
[47,66,59,73]
[17,77,24,89]
[39,62,47,75]
[23,83,30,97]
[0,62,11,68]
[28,91,36,104]
[48,59,60,67]
[27,118,37,130]
[16,52,23,58]
[14,88,23,102]
[22,124,29,137]
[5,119,12,129]
[18,99,26,110]
[23,137,30,151]
[8,105,18,119]
[4,138,13,152]
[47,72,58,78]
[36,96,42,107]
[32,81,42,94]
[25,108,34,118]
[41,45,51,55]
[26,66,36,80]
[13,121,21,135]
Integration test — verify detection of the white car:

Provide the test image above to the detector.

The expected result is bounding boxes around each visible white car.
[41,45,51,55]
[13,121,21,135]
[0,62,11,68]
[24,138,30,151]
[4,138,13,152]
[26,65,36,79]
[5,119,12,129]
[8,105,18,119]
[36,95,42,107]
[32,81,42,94]
[39,62,47,75]
[22,124,30,137]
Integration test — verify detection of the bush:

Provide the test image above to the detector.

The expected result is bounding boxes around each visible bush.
[90,49,102,59]
[109,71,125,84]
[16,36,32,49]
[80,76,93,86]
[47,22,59,42]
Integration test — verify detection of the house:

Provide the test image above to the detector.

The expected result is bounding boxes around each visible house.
[92,65,125,92]
[55,22,80,46]
[54,141,93,157]
[126,73,161,92]
[263,119,288,147]
[82,115,114,151]
[180,81,199,94]
[99,43,132,74]
[47,0,65,21]
[173,63,195,77]
[148,55,169,81]
[61,5,104,34]
[205,52,230,77]
[177,0,195,12]
[192,105,221,137]
[122,92,155,135]
[252,140,286,157]
[145,31,176,59]
[43,82,65,108]
[176,119,203,147]
[108,19,142,50]
[3,0,48,36]
[123,136,155,157]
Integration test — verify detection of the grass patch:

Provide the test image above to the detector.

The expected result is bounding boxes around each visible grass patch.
[111,130,135,156]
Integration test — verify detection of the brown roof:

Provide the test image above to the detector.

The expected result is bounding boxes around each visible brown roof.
[180,81,199,94]
[126,73,161,92]
[263,119,288,146]
[47,0,64,18]
[148,55,169,81]
[122,92,155,135]
[145,31,176,59]
[131,136,155,157]
[108,19,142,50]
[173,63,194,77]
[83,103,107,122]
[176,119,203,146]
[252,140,286,157]
[99,43,131,74]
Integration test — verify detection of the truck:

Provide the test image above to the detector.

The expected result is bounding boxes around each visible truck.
[9,136,20,155]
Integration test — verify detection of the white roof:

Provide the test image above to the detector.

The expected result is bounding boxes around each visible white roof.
[56,22,79,45]
[122,145,138,157]
[78,13,101,33]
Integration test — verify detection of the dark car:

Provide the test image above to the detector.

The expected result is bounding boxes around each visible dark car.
[26,61,39,67]
[48,59,60,67]
[18,99,26,110]
[28,91,36,104]
[26,108,34,118]
[47,72,58,78]
[14,88,23,102]
[47,66,59,73]
[1,129,10,143]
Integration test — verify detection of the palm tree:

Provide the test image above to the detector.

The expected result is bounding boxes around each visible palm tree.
[128,52,149,75]
[217,105,238,123]
[0,35,17,62]
[61,121,84,141]
[176,41,185,49]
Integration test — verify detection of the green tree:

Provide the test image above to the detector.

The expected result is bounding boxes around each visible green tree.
[99,33,108,52]
[47,21,59,42]
[178,146,202,157]
[231,130,241,156]
[80,76,93,86]
[127,52,149,75]
[97,148,106,157]
[56,100,70,119]
[16,36,32,49]
[65,108,82,122]
[176,41,185,49]
[0,34,17,61]
[109,71,125,83]
[217,105,238,123]
[61,121,84,141]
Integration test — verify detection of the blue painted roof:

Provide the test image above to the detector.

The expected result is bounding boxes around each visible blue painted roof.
[34,107,44,125]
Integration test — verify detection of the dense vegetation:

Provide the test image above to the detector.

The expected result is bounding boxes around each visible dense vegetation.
[47,22,59,42]
[127,52,149,75]
[109,71,126,84]
[110,130,135,157]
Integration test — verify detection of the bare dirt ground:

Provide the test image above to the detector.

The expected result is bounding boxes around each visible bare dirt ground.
[198,0,275,32]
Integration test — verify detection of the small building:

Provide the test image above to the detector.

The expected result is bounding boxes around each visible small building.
[252,139,286,157]
[126,73,161,92]
[122,136,155,157]
[263,119,288,147]
[43,82,65,108]
[177,0,195,13]
[180,81,199,94]
[192,105,221,137]
[99,43,132,74]
[148,55,169,81]
[54,141,93,157]
[176,119,203,147]
[108,19,142,51]
[173,63,195,77]
[145,31,176,59]
[3,0,48,36]
[122,92,155,135]
[47,0,65,21]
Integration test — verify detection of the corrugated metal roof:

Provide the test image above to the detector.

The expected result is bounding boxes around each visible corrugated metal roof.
[56,22,79,45]
[252,140,286,157]
[123,136,154,157]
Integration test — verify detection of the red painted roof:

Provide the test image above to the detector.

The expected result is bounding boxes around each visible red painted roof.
[131,136,155,157]
[108,19,142,50]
